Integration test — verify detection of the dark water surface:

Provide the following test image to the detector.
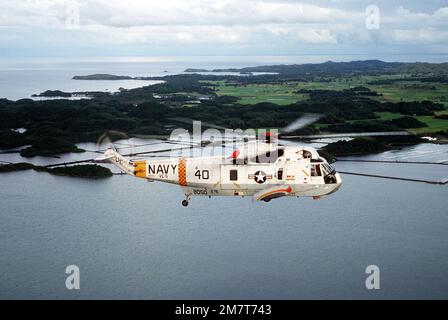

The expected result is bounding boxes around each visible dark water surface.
[1,143,447,299]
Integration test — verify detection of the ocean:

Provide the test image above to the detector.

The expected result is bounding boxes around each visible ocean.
[0,139,447,299]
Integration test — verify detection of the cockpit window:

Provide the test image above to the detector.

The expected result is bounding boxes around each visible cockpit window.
[311,164,322,176]
[322,163,337,184]
[303,150,312,159]
[322,163,335,175]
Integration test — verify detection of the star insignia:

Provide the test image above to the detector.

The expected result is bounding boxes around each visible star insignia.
[254,171,267,184]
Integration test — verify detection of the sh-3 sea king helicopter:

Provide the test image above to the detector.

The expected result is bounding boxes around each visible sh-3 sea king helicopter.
[93,114,436,207]
[96,135,341,207]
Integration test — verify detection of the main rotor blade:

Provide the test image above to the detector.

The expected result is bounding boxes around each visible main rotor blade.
[167,117,228,131]
[276,138,305,147]
[45,159,95,168]
[168,115,324,141]
[122,145,196,157]
[281,131,411,139]
[338,171,448,185]
[281,113,322,134]
[88,141,167,154]
[335,159,448,165]
[167,117,257,142]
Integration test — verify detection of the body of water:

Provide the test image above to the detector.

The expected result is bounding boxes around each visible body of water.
[0,141,448,299]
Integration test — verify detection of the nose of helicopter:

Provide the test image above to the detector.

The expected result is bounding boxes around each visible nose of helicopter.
[333,171,343,192]
[335,171,342,184]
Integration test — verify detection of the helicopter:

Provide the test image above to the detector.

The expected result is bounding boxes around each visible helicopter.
[93,114,428,207]
[96,136,342,207]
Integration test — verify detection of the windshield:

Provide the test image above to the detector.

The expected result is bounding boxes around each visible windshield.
[321,163,336,176]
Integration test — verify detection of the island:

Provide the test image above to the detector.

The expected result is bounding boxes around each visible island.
[72,74,159,81]
[0,163,113,179]
[49,164,113,178]
[184,68,209,73]
[72,74,135,80]
[32,90,72,98]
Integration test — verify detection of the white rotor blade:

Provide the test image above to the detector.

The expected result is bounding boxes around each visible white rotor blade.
[282,131,411,139]
[281,113,322,134]
[167,117,228,131]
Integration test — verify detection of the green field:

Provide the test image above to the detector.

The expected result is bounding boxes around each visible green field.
[214,82,307,105]
[369,82,448,105]
[216,82,448,134]
[208,76,448,135]
[211,76,448,107]
[375,112,404,120]
[375,111,448,134]
[413,111,448,134]
[212,80,364,105]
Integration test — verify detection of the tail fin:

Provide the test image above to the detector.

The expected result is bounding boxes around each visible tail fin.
[94,148,135,175]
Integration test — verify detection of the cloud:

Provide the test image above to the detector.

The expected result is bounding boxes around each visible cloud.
[0,0,446,56]
[391,28,448,44]
[79,0,354,27]
[0,0,355,27]
[387,6,448,29]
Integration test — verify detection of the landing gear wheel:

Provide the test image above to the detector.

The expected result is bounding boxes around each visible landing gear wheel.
[182,200,189,207]
[263,199,271,203]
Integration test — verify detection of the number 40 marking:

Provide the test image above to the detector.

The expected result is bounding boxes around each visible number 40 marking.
[195,170,210,180]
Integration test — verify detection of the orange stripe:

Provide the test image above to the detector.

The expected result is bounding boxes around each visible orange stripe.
[257,186,292,200]
[178,158,187,186]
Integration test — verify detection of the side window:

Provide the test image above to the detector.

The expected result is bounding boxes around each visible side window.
[230,169,238,181]
[278,168,283,180]
[316,164,322,176]
[311,164,322,177]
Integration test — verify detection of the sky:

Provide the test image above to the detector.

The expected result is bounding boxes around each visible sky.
[0,0,447,59]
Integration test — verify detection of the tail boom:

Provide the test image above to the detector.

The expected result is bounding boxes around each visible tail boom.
[95,148,143,176]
